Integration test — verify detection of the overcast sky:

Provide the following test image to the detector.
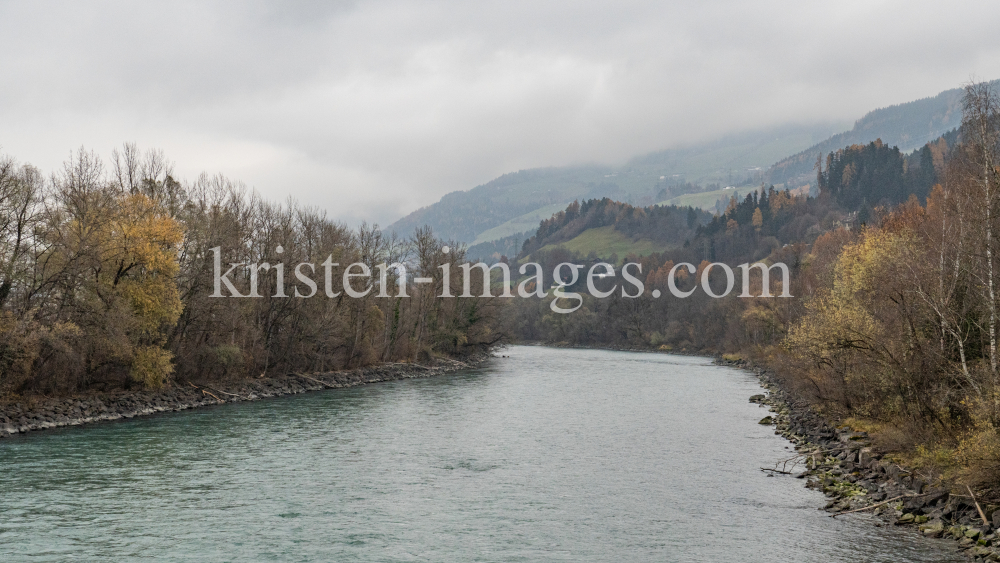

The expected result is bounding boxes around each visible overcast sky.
[1,1,999,226]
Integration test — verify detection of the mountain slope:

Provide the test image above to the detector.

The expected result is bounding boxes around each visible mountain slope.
[387,123,840,243]
[389,80,996,247]
[763,82,997,186]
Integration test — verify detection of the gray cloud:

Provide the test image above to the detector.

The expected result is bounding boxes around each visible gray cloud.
[2,0,999,225]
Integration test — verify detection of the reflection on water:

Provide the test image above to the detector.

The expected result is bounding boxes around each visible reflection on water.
[0,346,964,562]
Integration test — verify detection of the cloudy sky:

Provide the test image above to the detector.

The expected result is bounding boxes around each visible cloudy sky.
[1,1,999,225]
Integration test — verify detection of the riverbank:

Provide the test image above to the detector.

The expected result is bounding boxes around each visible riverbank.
[517,340,710,356]
[0,351,493,440]
[721,356,1000,561]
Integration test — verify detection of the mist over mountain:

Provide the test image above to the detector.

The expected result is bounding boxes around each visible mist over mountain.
[763,82,996,186]
[388,80,995,255]
[387,122,840,245]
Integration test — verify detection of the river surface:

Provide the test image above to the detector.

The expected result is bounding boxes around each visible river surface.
[0,346,964,562]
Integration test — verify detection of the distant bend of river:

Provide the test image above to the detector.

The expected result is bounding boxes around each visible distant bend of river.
[0,346,964,562]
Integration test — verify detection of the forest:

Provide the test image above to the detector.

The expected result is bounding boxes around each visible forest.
[765,82,973,187]
[519,199,710,255]
[0,147,501,396]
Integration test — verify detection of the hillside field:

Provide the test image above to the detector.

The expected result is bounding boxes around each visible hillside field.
[531,225,670,260]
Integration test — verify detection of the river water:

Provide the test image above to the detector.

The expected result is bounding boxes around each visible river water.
[0,346,964,562]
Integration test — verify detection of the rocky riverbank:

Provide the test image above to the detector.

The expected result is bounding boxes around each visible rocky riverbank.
[0,352,493,440]
[721,357,1000,562]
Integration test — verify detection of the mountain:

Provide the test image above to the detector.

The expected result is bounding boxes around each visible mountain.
[389,80,996,251]
[387,123,842,245]
[513,128,957,268]
[763,82,997,187]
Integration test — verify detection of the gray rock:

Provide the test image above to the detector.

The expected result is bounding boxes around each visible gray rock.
[904,497,928,514]
[858,448,873,466]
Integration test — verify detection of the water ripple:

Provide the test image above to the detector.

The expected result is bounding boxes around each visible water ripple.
[0,346,965,562]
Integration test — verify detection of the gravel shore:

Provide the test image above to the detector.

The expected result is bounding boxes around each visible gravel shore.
[0,352,493,440]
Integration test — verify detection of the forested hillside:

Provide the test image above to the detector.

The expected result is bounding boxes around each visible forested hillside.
[387,123,839,244]
[509,128,954,273]
[518,199,709,259]
[390,82,986,261]
[388,167,610,244]
[466,231,532,264]
[765,83,984,187]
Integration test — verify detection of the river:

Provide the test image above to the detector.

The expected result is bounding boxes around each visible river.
[0,346,964,562]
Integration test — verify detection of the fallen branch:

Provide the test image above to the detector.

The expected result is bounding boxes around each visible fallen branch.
[188,381,239,398]
[201,389,222,402]
[767,448,833,473]
[293,373,338,389]
[385,362,432,370]
[967,485,990,526]
[830,492,930,518]
[205,385,241,398]
[761,467,793,475]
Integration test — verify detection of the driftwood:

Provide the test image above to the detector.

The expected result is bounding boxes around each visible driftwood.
[830,492,931,518]
[205,385,241,398]
[201,389,222,402]
[765,447,836,474]
[187,381,226,402]
[967,485,990,526]
[293,373,338,389]
[385,362,433,370]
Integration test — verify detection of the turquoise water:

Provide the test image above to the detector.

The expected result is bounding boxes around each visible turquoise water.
[0,346,963,562]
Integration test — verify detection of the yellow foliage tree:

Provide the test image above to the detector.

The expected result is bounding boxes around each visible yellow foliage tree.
[752,207,763,231]
[50,191,183,387]
[769,190,790,212]
[111,194,184,386]
[725,195,738,215]
[787,228,922,415]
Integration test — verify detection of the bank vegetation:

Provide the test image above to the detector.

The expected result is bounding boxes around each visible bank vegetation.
[0,146,500,397]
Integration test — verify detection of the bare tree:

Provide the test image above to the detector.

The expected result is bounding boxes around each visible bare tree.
[959,81,1000,377]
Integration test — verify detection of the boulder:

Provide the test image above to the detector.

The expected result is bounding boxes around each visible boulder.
[920,520,945,538]
[904,496,929,514]
[922,526,945,538]
[858,448,873,467]
[924,489,949,506]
